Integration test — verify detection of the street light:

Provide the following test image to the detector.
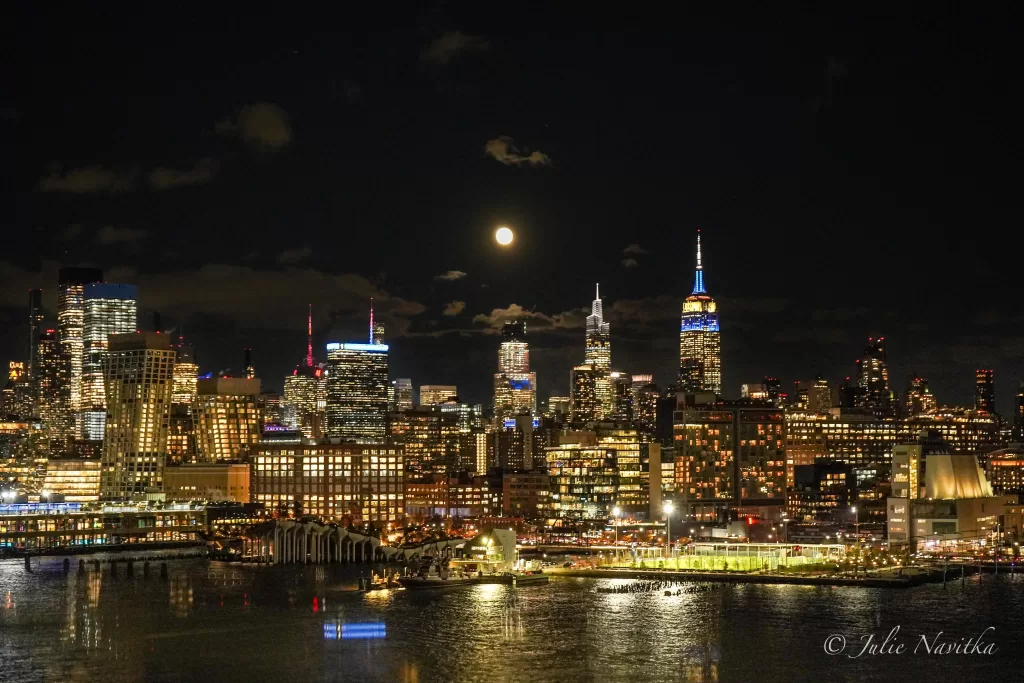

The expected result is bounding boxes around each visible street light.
[663,500,674,559]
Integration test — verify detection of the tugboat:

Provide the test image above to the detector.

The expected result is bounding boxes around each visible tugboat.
[397,556,479,589]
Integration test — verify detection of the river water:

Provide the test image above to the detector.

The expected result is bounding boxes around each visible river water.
[1,556,1020,682]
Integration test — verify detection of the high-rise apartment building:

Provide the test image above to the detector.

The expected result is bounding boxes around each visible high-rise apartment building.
[493,321,536,420]
[808,376,833,412]
[855,337,896,417]
[630,376,659,432]
[194,377,261,462]
[1015,383,1024,441]
[81,283,137,440]
[325,322,389,441]
[419,385,458,406]
[57,267,103,425]
[678,233,721,393]
[975,369,995,413]
[570,364,599,423]
[100,332,175,500]
[28,289,44,376]
[545,443,618,522]
[34,330,71,452]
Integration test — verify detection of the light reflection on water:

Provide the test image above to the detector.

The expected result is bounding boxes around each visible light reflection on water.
[1,556,1021,682]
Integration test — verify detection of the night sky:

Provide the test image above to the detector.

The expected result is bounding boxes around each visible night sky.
[4,9,1020,413]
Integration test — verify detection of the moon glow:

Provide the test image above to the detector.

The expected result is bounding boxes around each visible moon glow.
[495,226,514,246]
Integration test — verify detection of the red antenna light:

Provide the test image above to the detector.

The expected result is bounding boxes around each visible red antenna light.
[306,303,313,368]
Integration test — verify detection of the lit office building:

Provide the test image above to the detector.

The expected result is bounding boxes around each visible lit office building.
[99,333,175,501]
[57,267,103,423]
[809,376,833,412]
[325,334,390,441]
[788,461,856,522]
[259,391,282,426]
[172,339,199,404]
[545,443,618,522]
[81,283,137,440]
[904,374,936,416]
[283,365,323,438]
[167,404,197,465]
[570,364,600,423]
[903,408,1001,463]
[194,377,261,462]
[42,458,101,502]
[162,463,250,502]
[27,289,44,376]
[391,378,413,412]
[243,348,256,380]
[674,399,786,520]
[389,407,462,473]
[493,321,537,420]
[584,284,613,417]
[493,413,547,471]
[251,441,404,524]
[609,371,632,421]
[501,470,551,519]
[419,385,458,406]
[975,369,995,413]
[598,429,645,517]
[855,337,896,417]
[546,396,571,423]
[678,233,721,393]
[2,362,33,419]
[34,330,71,452]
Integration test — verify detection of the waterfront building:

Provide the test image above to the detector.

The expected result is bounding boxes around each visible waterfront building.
[325,325,389,441]
[787,461,856,522]
[57,267,103,424]
[419,385,458,406]
[99,333,175,501]
[391,378,413,412]
[194,377,261,462]
[405,473,498,522]
[34,330,71,453]
[855,337,896,417]
[904,374,936,416]
[501,469,550,519]
[171,339,199,404]
[983,446,1024,496]
[251,440,404,524]
[545,443,618,522]
[975,369,995,413]
[41,458,101,502]
[162,463,250,502]
[570,364,599,423]
[678,232,721,394]
[81,283,137,440]
[493,321,537,420]
[674,397,786,521]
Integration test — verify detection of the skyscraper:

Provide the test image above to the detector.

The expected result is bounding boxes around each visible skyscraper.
[570,363,599,423]
[493,321,537,420]
[855,337,896,417]
[585,284,613,417]
[325,307,389,441]
[678,232,721,394]
[243,348,256,380]
[904,374,936,416]
[57,267,103,427]
[172,338,199,404]
[194,377,261,461]
[100,332,175,500]
[391,378,413,412]
[28,289,44,376]
[808,376,833,412]
[1015,383,1024,441]
[975,369,995,413]
[34,329,71,452]
[81,283,137,440]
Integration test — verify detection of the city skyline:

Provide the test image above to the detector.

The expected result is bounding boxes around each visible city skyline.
[3,11,1020,413]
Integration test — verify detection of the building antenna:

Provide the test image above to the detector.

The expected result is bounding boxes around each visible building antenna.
[306,303,314,367]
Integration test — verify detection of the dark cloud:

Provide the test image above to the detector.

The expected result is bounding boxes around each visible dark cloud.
[60,225,83,241]
[623,244,648,256]
[217,102,292,151]
[96,226,147,244]
[37,165,137,193]
[148,158,217,190]
[484,137,552,166]
[471,303,586,333]
[278,247,313,265]
[442,300,466,316]
[434,270,467,281]
[421,31,490,65]
[622,258,639,268]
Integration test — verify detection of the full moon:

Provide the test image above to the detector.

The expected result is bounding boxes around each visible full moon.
[495,226,514,246]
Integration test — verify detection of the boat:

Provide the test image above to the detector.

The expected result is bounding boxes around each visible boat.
[397,555,479,589]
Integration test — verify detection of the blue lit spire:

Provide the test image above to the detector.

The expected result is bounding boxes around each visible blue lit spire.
[692,230,706,294]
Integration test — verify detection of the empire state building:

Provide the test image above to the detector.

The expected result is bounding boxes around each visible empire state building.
[679,232,721,393]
